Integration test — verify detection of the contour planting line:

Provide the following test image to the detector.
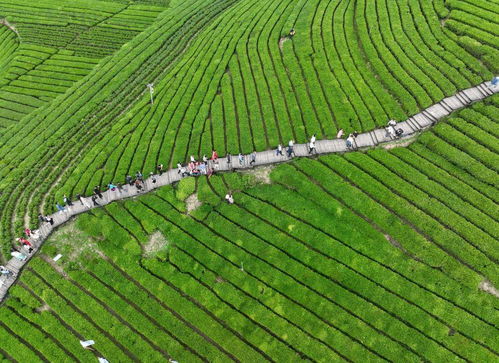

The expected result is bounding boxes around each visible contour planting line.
[0,80,497,303]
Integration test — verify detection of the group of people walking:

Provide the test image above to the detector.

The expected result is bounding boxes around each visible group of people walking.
[177,150,218,178]
[274,140,297,158]
[46,125,405,221]
[47,130,374,219]
[52,169,156,215]
[386,120,403,139]
[2,121,412,278]
[8,228,39,265]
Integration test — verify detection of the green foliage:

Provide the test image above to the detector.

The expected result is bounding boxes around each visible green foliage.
[444,0,499,73]
[0,0,168,128]
[3,130,499,360]
[0,0,498,361]
[0,25,18,75]
[175,177,196,201]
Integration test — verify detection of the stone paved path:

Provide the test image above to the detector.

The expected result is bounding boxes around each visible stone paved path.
[1,80,497,303]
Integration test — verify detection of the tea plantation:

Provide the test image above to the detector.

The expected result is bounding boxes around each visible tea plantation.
[0,0,497,361]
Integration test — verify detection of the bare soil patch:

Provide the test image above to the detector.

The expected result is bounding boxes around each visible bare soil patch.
[143,231,168,258]
[243,165,274,185]
[46,221,101,266]
[35,303,51,313]
[186,193,202,214]
[279,36,289,50]
[479,279,499,298]
[215,276,225,284]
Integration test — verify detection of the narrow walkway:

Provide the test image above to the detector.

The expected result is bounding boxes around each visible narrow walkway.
[0,19,19,36]
[1,80,497,303]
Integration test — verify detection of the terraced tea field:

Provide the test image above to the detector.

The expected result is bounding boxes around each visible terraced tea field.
[0,0,497,361]
[0,0,168,127]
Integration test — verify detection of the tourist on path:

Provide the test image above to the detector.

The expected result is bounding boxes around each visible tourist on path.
[108,183,117,191]
[157,164,164,175]
[202,155,208,164]
[177,163,188,177]
[63,195,73,207]
[56,203,65,214]
[11,251,27,261]
[17,238,33,253]
[117,183,124,192]
[190,155,196,163]
[188,161,196,172]
[93,186,103,199]
[193,169,201,177]
[38,214,45,224]
[0,265,11,275]
[309,140,316,154]
[17,237,32,248]
[336,129,344,139]
[387,121,395,138]
[126,175,133,186]
[238,153,244,165]
[276,144,283,156]
[225,193,234,204]
[287,140,295,157]
[150,172,157,184]
[211,150,219,164]
[227,154,232,165]
[30,229,41,241]
[91,195,100,206]
[310,134,316,144]
[250,151,256,165]
[491,76,499,87]
[387,120,398,138]
[136,171,143,182]
[346,134,355,149]
[135,179,143,192]
[24,228,31,237]
[45,216,54,226]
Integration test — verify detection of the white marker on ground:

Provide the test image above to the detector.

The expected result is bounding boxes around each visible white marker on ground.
[80,340,95,348]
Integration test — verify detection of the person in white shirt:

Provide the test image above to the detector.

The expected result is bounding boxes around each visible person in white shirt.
[287,140,295,157]
[387,120,397,138]
[309,140,316,154]
[276,144,283,156]
[225,193,234,204]
[346,134,355,149]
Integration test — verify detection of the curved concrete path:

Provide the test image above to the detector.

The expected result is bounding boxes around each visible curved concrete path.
[1,80,498,303]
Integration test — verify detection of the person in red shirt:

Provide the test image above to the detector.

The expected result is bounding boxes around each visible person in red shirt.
[17,237,31,247]
[17,238,33,253]
[211,150,219,164]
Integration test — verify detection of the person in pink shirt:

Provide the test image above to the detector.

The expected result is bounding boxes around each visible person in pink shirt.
[211,150,219,164]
